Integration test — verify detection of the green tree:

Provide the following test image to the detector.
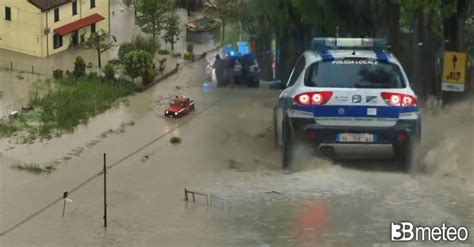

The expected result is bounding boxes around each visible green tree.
[136,0,174,39]
[134,34,160,55]
[83,29,116,68]
[123,50,154,83]
[205,0,243,42]
[118,42,136,62]
[163,13,181,51]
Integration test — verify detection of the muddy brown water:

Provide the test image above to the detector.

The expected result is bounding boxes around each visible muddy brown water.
[1,60,473,246]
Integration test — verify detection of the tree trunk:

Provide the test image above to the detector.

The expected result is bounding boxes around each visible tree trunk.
[275,3,305,82]
[97,47,102,68]
[412,9,424,97]
[255,18,273,81]
[421,11,437,96]
[171,42,174,51]
[275,31,299,82]
[387,1,401,55]
[442,0,469,101]
[443,0,467,52]
[221,20,226,43]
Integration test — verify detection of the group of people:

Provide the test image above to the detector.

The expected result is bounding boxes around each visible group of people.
[212,53,255,87]
[212,54,236,87]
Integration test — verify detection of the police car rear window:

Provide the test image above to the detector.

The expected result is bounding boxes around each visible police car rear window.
[304,59,406,88]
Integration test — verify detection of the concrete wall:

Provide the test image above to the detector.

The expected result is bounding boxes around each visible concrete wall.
[0,0,110,57]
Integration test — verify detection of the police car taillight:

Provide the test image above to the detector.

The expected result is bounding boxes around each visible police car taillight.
[295,92,333,105]
[381,92,416,106]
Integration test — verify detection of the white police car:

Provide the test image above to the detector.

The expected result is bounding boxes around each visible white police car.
[273,38,421,171]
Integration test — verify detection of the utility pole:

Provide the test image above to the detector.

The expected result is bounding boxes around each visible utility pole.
[103,153,107,228]
[62,191,69,217]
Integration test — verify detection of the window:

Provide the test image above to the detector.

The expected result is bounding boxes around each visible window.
[72,1,78,16]
[54,8,59,22]
[91,0,96,8]
[304,59,406,88]
[91,23,96,33]
[5,7,11,21]
[287,56,305,87]
[53,34,63,49]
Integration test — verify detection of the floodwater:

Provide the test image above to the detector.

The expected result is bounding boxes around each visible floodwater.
[0,70,44,118]
[0,60,473,246]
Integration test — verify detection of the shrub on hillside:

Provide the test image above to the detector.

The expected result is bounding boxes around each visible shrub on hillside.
[118,42,135,62]
[142,68,156,85]
[73,56,86,78]
[104,63,115,81]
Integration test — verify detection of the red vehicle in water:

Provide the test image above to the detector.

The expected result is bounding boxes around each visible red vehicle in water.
[164,96,195,118]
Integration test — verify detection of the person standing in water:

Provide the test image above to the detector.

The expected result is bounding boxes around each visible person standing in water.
[213,54,226,87]
[226,55,236,87]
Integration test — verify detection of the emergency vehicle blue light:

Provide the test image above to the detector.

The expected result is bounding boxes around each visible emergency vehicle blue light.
[375,51,389,62]
[223,44,233,55]
[320,51,335,61]
[237,42,249,55]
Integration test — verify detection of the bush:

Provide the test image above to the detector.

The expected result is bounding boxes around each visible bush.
[134,35,159,56]
[186,43,194,53]
[158,49,170,55]
[103,63,115,80]
[183,51,193,60]
[118,42,135,62]
[108,59,121,65]
[123,50,154,82]
[73,56,86,78]
[142,68,156,85]
[53,69,63,79]
[87,72,100,80]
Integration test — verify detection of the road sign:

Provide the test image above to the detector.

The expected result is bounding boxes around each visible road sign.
[442,51,467,92]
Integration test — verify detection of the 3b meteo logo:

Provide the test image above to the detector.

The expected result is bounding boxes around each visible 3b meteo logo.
[391,222,469,242]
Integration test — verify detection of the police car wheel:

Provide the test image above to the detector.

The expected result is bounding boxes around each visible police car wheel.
[399,140,418,173]
[282,120,297,169]
[273,109,279,147]
[282,123,291,169]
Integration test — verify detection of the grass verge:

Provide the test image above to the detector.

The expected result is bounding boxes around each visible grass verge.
[1,75,135,140]
[0,121,17,137]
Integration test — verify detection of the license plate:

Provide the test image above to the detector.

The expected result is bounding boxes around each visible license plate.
[337,133,375,143]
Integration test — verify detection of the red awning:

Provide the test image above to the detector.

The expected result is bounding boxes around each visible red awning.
[54,14,105,36]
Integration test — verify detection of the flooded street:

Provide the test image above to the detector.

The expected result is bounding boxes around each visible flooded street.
[0,59,473,246]
[0,0,472,245]
[0,70,43,118]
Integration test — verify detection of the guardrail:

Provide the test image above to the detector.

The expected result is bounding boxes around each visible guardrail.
[184,188,225,208]
[184,188,209,204]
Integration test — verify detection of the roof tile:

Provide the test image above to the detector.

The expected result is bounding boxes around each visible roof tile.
[28,0,72,12]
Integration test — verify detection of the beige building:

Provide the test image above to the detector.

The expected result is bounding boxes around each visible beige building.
[0,0,110,57]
